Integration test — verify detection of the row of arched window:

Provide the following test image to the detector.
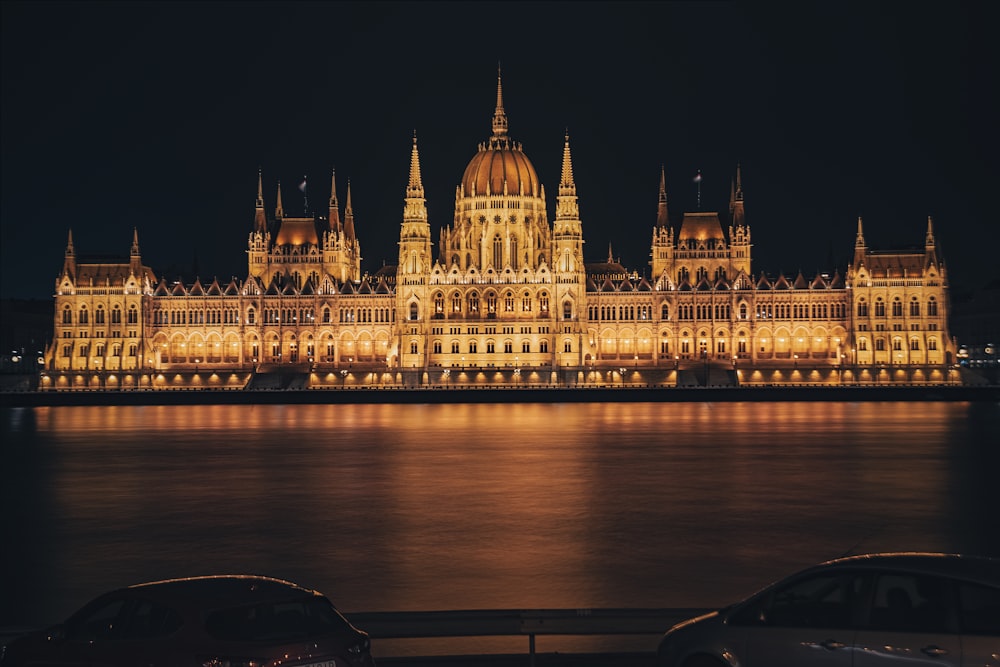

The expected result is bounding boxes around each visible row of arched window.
[857,296,938,317]
[62,304,139,325]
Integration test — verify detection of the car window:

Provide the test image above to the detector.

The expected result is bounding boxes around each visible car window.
[866,573,952,633]
[122,598,183,639]
[732,572,863,628]
[958,581,1000,635]
[64,598,128,641]
[204,595,351,641]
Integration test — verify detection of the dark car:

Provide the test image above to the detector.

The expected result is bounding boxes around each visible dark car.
[2,575,375,667]
[656,552,1000,667]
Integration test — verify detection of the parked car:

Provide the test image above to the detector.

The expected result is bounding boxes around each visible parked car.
[2,574,375,667]
[656,552,1000,667]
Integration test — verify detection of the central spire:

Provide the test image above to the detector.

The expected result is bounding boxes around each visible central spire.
[492,64,508,140]
[487,64,512,150]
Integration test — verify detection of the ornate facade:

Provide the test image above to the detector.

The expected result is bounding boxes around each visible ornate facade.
[41,75,957,390]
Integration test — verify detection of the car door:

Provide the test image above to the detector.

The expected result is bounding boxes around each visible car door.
[734,569,861,667]
[955,580,1000,667]
[853,571,962,667]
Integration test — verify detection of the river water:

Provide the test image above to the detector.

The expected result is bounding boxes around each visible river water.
[2,401,998,655]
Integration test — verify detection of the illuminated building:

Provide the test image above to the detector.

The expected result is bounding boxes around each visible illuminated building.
[41,74,956,389]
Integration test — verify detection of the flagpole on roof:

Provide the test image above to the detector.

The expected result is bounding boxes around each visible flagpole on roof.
[299,175,309,216]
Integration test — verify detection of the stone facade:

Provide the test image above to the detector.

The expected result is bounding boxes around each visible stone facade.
[41,75,957,390]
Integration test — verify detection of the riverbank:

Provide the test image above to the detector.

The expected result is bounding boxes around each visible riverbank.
[2,383,998,407]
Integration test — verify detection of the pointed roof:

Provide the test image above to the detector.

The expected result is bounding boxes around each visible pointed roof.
[656,166,669,228]
[275,181,284,218]
[729,163,746,227]
[559,131,575,193]
[678,211,726,243]
[492,64,508,140]
[254,168,267,232]
[328,169,341,233]
[407,132,425,198]
[344,180,356,241]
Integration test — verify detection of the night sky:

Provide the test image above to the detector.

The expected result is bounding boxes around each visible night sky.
[2,1,996,301]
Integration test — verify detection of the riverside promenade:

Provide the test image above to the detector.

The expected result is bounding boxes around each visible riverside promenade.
[2,383,999,408]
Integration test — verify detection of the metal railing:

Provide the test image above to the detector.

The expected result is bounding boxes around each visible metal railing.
[348,608,713,665]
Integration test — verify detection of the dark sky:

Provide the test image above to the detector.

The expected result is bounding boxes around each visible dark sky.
[2,1,996,300]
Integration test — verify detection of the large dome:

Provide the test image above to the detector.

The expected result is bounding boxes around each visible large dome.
[460,71,540,198]
[461,144,539,197]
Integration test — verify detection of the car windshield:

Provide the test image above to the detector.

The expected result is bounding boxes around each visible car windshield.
[204,595,352,642]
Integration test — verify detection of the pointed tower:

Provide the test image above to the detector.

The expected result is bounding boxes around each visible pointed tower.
[275,181,284,219]
[254,168,267,233]
[398,133,432,276]
[728,163,751,276]
[61,229,77,284]
[924,215,940,268]
[853,215,867,267]
[552,132,587,343]
[129,227,143,277]
[248,170,271,279]
[321,171,361,283]
[650,165,675,283]
[343,181,356,243]
[397,132,434,370]
[328,169,341,234]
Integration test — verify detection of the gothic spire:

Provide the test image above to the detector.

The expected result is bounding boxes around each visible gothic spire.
[852,215,868,268]
[492,64,508,141]
[559,131,575,194]
[131,227,140,257]
[656,165,669,228]
[254,168,267,232]
[729,163,746,227]
[328,169,341,233]
[555,132,580,222]
[925,215,936,246]
[275,180,284,218]
[62,229,77,280]
[344,180,356,241]
[407,131,425,198]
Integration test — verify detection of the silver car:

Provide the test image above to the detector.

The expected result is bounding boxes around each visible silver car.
[656,552,1000,667]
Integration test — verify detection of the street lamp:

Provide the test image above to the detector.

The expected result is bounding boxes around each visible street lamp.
[340,368,348,389]
[443,368,450,388]
[619,367,627,388]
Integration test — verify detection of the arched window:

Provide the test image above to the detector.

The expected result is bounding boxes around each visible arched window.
[434,292,445,316]
[661,303,669,320]
[892,298,903,317]
[409,302,419,321]
[875,298,885,317]
[493,235,503,268]
[910,297,920,317]
[563,300,573,319]
[927,297,938,316]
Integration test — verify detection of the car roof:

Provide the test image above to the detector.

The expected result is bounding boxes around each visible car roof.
[815,552,1000,586]
[110,575,324,611]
